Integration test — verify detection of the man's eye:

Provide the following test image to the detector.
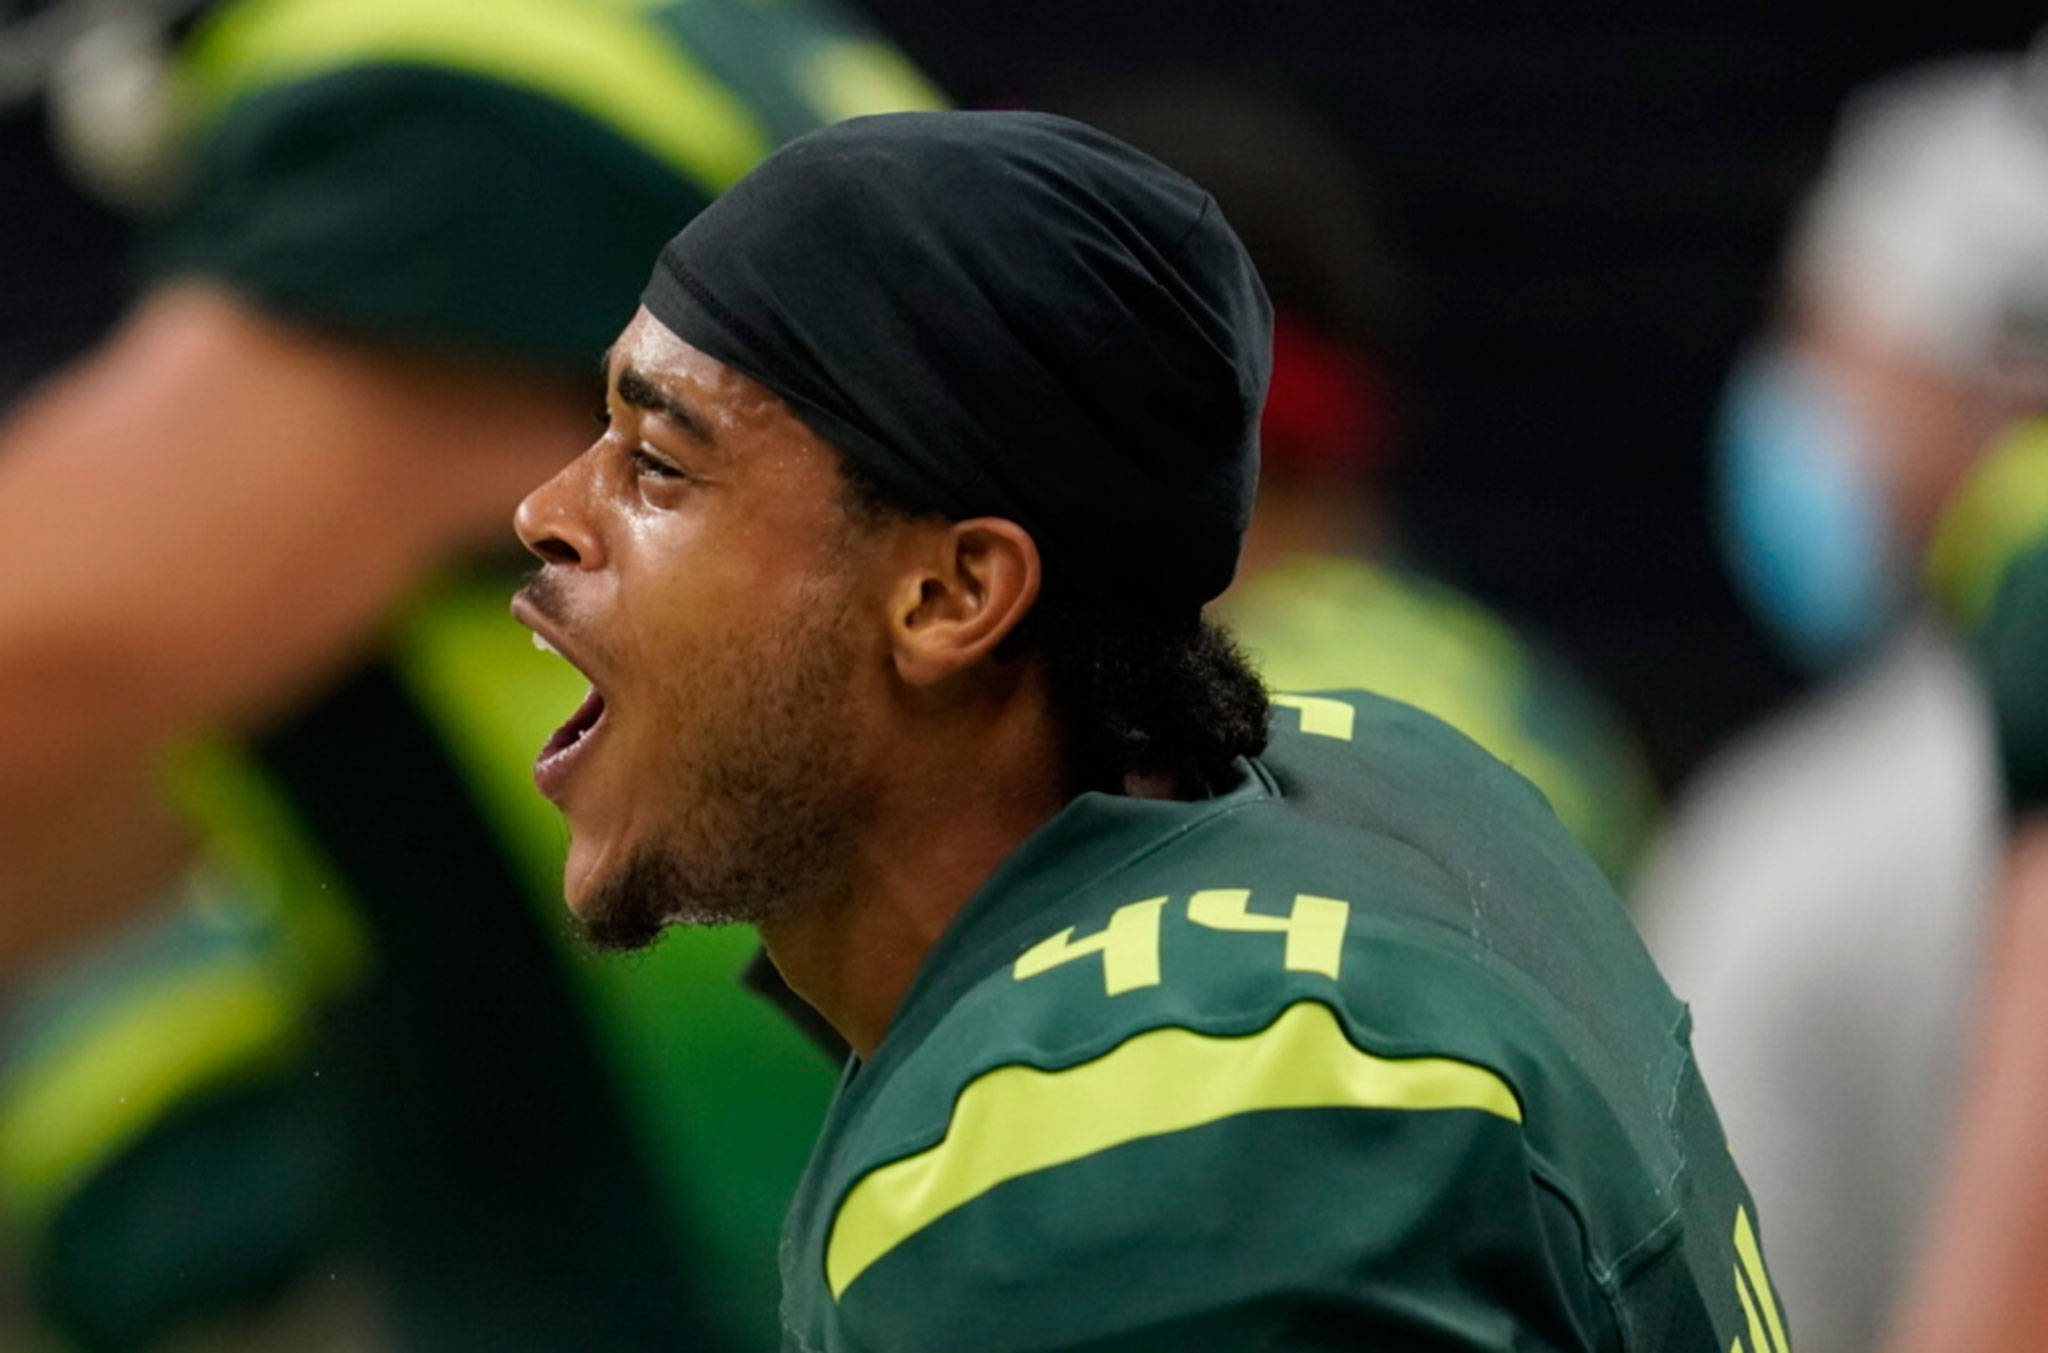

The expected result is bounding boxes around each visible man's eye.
[631,446,686,481]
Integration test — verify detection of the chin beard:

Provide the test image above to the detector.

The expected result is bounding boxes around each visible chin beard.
[573,851,778,953]
[571,846,798,952]
[571,850,678,952]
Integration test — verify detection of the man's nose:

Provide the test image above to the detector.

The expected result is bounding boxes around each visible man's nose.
[515,451,603,568]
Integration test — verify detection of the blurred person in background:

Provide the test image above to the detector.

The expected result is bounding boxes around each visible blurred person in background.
[0,0,937,1348]
[1637,53,2048,1353]
[1063,77,1658,889]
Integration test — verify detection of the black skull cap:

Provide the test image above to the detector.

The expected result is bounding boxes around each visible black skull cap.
[640,109,1271,614]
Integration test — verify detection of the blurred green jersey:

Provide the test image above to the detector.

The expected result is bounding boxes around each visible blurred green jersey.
[0,1,940,1349]
[150,0,938,368]
[1220,554,1657,885]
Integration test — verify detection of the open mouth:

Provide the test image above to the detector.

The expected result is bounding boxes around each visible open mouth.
[534,683,607,799]
[520,622,611,801]
[541,684,606,760]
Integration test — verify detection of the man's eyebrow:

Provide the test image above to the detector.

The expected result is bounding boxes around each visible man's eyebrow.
[610,360,716,445]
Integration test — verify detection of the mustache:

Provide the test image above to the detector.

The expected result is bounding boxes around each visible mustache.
[515,566,574,630]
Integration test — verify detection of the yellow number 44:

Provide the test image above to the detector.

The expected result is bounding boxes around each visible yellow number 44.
[1187,889,1350,980]
[1013,896,1169,996]
[1013,891,1353,995]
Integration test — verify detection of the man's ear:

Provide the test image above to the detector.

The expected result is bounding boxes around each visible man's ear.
[888,517,1041,687]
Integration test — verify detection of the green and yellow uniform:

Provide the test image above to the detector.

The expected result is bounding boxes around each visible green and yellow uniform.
[152,0,938,366]
[0,3,939,1350]
[781,692,1784,1352]
[1929,417,2048,812]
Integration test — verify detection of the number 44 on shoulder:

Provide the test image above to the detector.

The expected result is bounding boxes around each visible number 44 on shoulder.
[1013,890,1352,996]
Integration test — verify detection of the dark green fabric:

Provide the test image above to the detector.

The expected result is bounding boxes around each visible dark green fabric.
[781,693,1778,1352]
[643,110,1270,613]
[38,1078,346,1353]
[1974,535,2048,813]
[146,66,713,372]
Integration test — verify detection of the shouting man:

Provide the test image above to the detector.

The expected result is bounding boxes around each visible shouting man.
[513,110,1784,1352]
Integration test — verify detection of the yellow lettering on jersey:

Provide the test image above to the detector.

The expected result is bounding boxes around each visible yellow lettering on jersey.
[824,999,1522,1298]
[1186,889,1351,980]
[1271,693,1356,741]
[1733,1206,1791,1353]
[1012,897,1166,996]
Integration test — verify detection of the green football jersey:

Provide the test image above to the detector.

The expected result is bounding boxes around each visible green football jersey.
[781,692,1786,1353]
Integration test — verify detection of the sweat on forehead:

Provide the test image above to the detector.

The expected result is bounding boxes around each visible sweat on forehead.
[612,362,713,443]
[601,316,800,452]
[639,109,1272,616]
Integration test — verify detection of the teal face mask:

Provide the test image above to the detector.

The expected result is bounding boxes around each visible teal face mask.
[1714,346,1904,673]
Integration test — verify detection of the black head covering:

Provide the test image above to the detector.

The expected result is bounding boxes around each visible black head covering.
[640,110,1270,615]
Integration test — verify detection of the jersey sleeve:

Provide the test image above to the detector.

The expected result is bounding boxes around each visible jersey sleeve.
[1928,420,2048,812]
[823,1000,1605,1353]
[142,0,726,371]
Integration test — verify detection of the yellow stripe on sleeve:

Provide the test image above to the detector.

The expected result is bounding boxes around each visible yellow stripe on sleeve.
[798,39,945,124]
[182,0,773,194]
[824,999,1521,1298]
[1734,1205,1791,1353]
[1734,1264,1768,1353]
